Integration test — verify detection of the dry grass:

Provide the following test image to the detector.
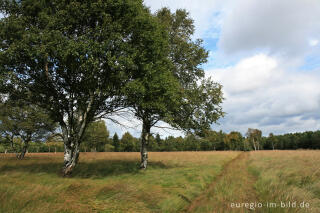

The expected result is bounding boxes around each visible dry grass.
[1,151,319,213]
[186,152,259,213]
[0,151,238,213]
[249,150,320,213]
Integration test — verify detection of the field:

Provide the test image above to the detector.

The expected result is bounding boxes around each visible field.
[0,151,319,213]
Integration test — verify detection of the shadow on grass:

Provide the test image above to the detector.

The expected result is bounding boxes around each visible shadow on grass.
[0,159,176,179]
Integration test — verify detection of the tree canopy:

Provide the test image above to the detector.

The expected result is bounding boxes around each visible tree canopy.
[0,1,225,173]
[122,8,224,169]
[0,99,56,159]
[0,0,173,175]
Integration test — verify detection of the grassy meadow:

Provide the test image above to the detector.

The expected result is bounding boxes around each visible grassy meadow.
[0,151,319,213]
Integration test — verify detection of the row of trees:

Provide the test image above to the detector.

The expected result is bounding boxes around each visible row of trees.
[2,121,319,153]
[0,0,224,175]
[88,128,320,151]
[84,128,320,151]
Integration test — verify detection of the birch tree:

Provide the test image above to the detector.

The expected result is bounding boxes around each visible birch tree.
[124,8,224,169]
[246,128,262,151]
[156,8,224,136]
[0,0,165,175]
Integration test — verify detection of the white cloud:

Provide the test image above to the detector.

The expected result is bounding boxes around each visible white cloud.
[207,54,320,135]
[213,54,278,94]
[309,39,319,46]
[219,0,320,57]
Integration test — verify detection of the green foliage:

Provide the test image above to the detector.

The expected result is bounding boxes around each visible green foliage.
[112,133,120,152]
[81,120,110,152]
[246,128,262,150]
[0,0,166,167]
[170,79,224,135]
[263,130,320,150]
[104,144,114,152]
[224,131,244,150]
[0,100,56,153]
[119,132,139,152]
[156,8,207,85]
[155,8,224,136]
[122,6,181,132]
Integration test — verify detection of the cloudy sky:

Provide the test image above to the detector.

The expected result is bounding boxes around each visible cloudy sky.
[134,0,320,137]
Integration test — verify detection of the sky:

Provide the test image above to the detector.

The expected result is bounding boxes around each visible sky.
[2,1,320,138]
[138,0,320,137]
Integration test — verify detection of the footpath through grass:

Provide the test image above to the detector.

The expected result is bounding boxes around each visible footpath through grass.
[1,151,320,213]
[186,152,258,213]
[0,151,238,213]
[185,151,320,213]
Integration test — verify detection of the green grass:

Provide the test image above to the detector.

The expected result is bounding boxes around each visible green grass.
[0,152,238,213]
[248,151,320,213]
[1,151,320,213]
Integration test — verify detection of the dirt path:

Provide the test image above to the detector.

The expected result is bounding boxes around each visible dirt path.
[185,152,259,213]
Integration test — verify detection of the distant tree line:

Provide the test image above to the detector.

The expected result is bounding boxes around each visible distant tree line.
[1,122,319,153]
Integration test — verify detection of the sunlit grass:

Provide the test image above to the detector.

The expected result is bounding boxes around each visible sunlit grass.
[188,152,258,213]
[249,151,320,213]
[2,151,319,213]
[0,152,238,213]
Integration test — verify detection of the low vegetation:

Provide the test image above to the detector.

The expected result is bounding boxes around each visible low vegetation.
[249,151,320,213]
[0,151,238,213]
[1,151,319,212]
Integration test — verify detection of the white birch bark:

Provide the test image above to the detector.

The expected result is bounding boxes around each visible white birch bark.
[140,122,150,169]
[61,95,93,176]
[252,139,257,151]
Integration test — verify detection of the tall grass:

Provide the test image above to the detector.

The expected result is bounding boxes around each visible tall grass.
[0,152,238,213]
[2,151,319,213]
[249,151,320,213]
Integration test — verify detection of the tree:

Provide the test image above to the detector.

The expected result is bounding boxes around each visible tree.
[0,100,56,159]
[121,7,180,168]
[81,120,109,152]
[123,8,224,169]
[112,133,120,152]
[124,67,181,167]
[265,133,277,150]
[246,128,262,151]
[156,8,224,136]
[120,132,139,152]
[0,0,165,175]
[224,131,243,150]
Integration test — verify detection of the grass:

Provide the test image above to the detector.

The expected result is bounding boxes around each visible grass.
[188,152,258,213]
[0,152,238,213]
[1,151,320,213]
[248,151,320,213]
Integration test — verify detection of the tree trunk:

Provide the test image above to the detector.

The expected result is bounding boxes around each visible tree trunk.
[272,142,274,150]
[60,96,93,176]
[17,141,29,160]
[252,139,257,151]
[140,122,151,169]
[62,141,80,176]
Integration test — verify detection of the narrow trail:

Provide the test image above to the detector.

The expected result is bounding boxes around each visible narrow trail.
[185,152,259,213]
